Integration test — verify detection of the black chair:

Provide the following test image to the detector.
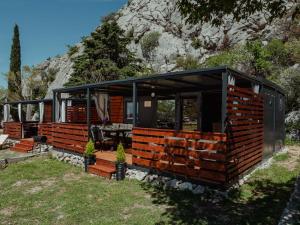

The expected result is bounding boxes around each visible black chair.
[91,126,112,150]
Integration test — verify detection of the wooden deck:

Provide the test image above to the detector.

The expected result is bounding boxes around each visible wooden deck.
[95,151,132,165]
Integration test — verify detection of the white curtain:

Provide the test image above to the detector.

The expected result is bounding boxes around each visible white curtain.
[18,103,22,122]
[60,100,66,123]
[55,99,60,122]
[67,100,72,107]
[93,93,109,121]
[39,102,44,123]
[26,104,32,121]
[3,104,10,122]
[228,75,235,86]
[253,84,260,94]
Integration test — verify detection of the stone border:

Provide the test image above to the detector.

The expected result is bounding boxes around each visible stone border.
[50,148,84,167]
[278,175,300,225]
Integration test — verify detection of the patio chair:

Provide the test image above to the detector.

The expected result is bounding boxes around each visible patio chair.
[91,126,112,150]
[0,134,10,150]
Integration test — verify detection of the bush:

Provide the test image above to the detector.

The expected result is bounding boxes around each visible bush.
[116,143,126,163]
[67,45,79,57]
[84,139,95,156]
[191,37,202,49]
[176,54,200,70]
[140,31,161,60]
[285,111,300,141]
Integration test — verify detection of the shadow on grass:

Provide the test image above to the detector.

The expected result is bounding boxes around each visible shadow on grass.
[140,177,296,225]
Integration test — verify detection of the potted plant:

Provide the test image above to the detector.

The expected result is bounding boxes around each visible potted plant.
[84,139,96,172]
[115,142,126,181]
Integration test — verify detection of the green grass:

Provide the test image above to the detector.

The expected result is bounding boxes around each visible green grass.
[273,153,289,161]
[0,148,299,225]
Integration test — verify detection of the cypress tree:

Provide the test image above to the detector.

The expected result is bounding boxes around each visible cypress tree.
[8,24,22,101]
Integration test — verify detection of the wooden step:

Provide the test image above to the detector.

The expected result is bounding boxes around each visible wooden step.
[96,158,115,167]
[11,146,32,153]
[88,164,116,179]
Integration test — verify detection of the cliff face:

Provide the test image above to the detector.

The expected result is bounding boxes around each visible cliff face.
[33,0,297,98]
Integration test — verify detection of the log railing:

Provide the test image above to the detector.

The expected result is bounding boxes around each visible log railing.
[3,122,22,139]
[51,123,89,153]
[132,127,227,185]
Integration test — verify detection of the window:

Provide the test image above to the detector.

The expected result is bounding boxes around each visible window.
[125,101,138,120]
[156,99,175,129]
[182,97,198,131]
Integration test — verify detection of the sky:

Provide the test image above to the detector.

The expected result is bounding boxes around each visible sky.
[0,0,127,87]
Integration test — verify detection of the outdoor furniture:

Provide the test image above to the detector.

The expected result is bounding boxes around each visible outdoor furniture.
[100,125,131,148]
[91,126,112,150]
[0,134,10,150]
[33,135,48,153]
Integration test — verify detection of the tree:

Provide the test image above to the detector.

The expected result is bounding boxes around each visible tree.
[140,31,161,62]
[65,18,143,87]
[8,24,22,101]
[177,0,288,26]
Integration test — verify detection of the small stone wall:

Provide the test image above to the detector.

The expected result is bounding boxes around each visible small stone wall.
[50,148,84,167]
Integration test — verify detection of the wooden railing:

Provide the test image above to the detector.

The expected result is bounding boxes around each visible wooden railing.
[132,127,227,185]
[67,106,100,123]
[226,85,264,183]
[38,123,53,144]
[3,122,22,139]
[51,123,89,153]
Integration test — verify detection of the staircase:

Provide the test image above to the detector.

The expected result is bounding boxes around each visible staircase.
[11,138,35,153]
[88,157,116,179]
[88,151,132,179]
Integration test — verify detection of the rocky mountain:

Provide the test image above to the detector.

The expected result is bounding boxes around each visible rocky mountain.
[33,0,298,98]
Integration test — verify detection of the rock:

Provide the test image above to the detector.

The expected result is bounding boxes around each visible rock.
[22,0,298,94]
[164,179,179,190]
[178,182,193,191]
[192,185,205,195]
[145,174,158,183]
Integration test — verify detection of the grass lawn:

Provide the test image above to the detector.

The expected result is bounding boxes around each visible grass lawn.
[0,146,299,225]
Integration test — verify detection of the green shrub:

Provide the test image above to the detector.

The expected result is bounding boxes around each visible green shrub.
[176,54,200,70]
[116,143,126,163]
[140,31,161,60]
[67,45,79,57]
[191,37,202,49]
[84,139,95,156]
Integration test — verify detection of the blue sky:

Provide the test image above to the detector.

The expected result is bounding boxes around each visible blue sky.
[0,0,127,87]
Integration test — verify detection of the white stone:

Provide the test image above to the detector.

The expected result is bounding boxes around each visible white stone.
[192,185,205,194]
[178,182,193,191]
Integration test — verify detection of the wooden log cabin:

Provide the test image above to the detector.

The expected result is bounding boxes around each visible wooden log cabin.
[2,66,286,187]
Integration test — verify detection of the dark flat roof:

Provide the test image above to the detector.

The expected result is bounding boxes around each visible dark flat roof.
[53,66,285,95]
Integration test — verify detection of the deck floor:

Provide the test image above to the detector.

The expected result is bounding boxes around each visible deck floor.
[95,151,132,165]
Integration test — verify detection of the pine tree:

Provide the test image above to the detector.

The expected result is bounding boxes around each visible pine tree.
[8,24,22,101]
[65,18,143,87]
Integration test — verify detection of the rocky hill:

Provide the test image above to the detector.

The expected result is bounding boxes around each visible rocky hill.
[33,0,297,98]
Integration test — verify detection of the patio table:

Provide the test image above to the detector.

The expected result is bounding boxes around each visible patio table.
[99,127,132,147]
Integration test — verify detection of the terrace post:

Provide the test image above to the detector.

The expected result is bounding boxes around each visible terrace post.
[221,72,228,133]
[132,82,137,127]
[87,88,91,138]
[175,93,182,131]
